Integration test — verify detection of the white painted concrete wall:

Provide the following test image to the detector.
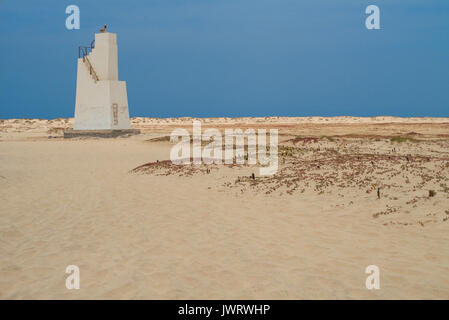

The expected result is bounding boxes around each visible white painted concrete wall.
[74,32,131,130]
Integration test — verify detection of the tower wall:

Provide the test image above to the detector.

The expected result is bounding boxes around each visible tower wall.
[74,32,131,130]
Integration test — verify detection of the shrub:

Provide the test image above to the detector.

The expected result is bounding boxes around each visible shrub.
[390,137,418,143]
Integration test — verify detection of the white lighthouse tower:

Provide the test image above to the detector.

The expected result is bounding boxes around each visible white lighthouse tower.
[67,28,138,137]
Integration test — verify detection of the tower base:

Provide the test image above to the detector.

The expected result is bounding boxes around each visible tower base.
[63,129,140,139]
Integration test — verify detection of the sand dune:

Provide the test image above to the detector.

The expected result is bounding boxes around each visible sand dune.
[0,117,448,299]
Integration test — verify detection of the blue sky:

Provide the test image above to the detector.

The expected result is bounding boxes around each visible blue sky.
[0,0,448,119]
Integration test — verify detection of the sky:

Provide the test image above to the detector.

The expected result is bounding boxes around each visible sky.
[0,0,448,119]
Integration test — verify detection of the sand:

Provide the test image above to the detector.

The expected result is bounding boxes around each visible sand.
[0,116,449,299]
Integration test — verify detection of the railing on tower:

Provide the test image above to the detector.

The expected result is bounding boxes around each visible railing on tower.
[78,39,95,59]
[78,39,99,82]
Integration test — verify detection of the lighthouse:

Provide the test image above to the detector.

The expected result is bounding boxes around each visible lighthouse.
[66,29,139,137]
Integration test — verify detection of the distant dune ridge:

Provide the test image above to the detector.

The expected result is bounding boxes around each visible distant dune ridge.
[0,116,449,299]
[1,116,449,139]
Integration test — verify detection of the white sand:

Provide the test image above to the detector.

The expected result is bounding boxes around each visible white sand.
[0,117,448,299]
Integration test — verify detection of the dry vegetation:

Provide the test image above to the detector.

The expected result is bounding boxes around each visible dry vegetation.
[134,134,449,228]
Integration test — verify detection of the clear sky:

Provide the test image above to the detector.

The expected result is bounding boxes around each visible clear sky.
[0,0,448,119]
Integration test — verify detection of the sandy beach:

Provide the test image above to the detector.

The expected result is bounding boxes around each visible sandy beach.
[1,116,449,299]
